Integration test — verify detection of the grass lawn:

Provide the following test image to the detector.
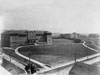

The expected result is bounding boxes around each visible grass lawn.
[19,43,97,66]
[52,38,74,44]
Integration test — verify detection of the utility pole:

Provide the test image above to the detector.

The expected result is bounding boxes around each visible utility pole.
[29,49,31,75]
[74,52,76,63]
[25,49,37,75]
[74,48,77,63]
[26,30,28,45]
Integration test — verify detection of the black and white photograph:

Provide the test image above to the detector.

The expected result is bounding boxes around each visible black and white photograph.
[0,0,100,75]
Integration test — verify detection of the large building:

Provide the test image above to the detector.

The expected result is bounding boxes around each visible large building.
[1,30,27,47]
[26,30,52,44]
[1,30,52,47]
[10,32,27,47]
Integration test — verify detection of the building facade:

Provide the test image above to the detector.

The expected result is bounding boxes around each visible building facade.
[1,30,27,47]
[1,30,52,47]
[70,33,80,39]
[10,33,27,47]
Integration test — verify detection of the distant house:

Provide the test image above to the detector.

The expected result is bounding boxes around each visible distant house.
[60,33,80,39]
[88,34,100,39]
[60,33,71,39]
[70,33,80,39]
[1,30,52,47]
[69,62,100,75]
[34,31,52,44]
[52,33,61,38]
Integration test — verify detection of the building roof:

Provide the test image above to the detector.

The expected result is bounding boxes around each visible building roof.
[2,30,27,35]
[69,62,100,75]
[34,30,51,35]
[2,30,51,35]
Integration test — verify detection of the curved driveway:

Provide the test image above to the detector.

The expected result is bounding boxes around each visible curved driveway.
[15,46,50,69]
[2,47,27,75]
[15,41,100,73]
[82,41,99,52]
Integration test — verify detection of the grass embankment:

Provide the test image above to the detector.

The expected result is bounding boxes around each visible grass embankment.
[2,58,25,75]
[79,35,100,51]
[89,38,100,50]
[19,43,97,66]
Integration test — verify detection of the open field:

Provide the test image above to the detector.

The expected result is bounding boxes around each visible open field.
[19,43,97,66]
[52,38,74,44]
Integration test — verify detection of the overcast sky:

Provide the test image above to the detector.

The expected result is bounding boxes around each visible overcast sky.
[0,0,100,33]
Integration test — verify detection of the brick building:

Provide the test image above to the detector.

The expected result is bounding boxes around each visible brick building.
[10,33,27,47]
[1,30,27,47]
[1,30,52,47]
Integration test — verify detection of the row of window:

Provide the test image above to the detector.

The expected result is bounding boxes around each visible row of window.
[10,37,27,40]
